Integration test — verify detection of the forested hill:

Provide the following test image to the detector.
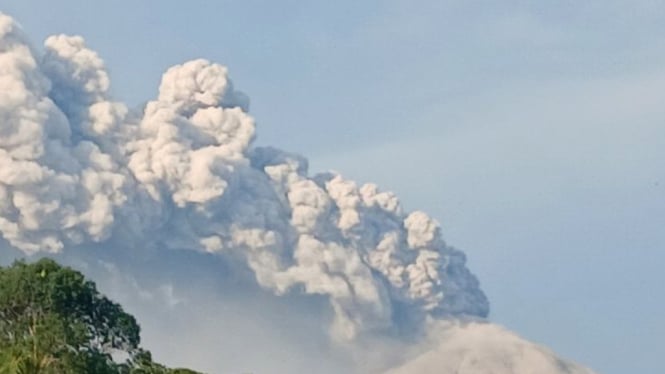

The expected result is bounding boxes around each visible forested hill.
[0,258,203,374]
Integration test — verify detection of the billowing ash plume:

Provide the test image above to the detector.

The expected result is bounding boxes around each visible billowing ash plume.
[0,12,487,341]
[0,13,599,374]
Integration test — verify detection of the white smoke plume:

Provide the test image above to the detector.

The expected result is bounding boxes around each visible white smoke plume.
[0,12,596,373]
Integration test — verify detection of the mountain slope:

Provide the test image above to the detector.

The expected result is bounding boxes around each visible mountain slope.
[386,322,597,374]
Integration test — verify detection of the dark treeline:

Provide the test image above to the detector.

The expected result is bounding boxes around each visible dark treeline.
[0,258,202,374]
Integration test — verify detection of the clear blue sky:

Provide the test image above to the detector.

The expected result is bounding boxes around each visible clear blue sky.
[4,1,664,373]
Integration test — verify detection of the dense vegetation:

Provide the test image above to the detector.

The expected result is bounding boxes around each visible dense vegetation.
[0,258,202,374]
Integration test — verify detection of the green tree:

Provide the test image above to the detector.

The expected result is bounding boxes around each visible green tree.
[0,258,202,374]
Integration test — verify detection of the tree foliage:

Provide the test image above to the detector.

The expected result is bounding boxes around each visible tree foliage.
[0,258,202,374]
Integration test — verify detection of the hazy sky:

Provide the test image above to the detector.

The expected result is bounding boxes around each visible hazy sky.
[4,1,664,373]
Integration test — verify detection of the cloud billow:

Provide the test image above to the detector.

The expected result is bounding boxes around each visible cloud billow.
[0,12,487,341]
[0,12,596,374]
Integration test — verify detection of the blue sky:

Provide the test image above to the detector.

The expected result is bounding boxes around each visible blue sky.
[4,1,664,373]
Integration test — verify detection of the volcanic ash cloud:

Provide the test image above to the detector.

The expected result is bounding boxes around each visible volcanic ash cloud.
[0,12,596,374]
